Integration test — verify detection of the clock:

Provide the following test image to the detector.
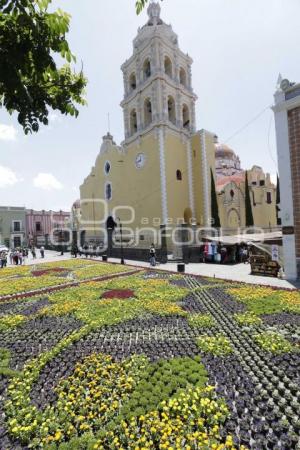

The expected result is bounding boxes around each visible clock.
[135,153,146,169]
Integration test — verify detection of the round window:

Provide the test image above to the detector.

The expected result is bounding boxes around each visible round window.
[104,161,111,175]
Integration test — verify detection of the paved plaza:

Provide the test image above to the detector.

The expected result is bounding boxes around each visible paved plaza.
[4,250,297,290]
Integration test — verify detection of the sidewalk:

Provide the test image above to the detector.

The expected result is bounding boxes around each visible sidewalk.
[105,258,297,290]
[4,251,298,290]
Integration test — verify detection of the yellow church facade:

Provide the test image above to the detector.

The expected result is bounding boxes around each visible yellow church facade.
[79,1,277,248]
[80,2,216,245]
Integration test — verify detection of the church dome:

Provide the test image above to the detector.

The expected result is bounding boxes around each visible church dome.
[215,143,236,159]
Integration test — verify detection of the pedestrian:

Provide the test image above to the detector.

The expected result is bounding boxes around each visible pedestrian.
[13,251,19,265]
[22,248,27,265]
[31,247,36,259]
[18,250,23,265]
[1,251,7,268]
[9,250,13,265]
[40,246,45,258]
[149,243,156,267]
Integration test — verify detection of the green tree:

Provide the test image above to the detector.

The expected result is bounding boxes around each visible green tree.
[0,0,86,134]
[136,0,163,14]
[245,171,254,227]
[210,169,221,228]
[136,0,149,14]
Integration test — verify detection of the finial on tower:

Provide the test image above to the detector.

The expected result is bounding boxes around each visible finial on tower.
[147,1,161,25]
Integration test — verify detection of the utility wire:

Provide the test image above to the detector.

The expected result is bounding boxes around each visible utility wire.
[224,105,271,144]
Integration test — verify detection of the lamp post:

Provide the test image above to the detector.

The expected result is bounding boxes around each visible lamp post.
[59,228,64,255]
[117,217,125,265]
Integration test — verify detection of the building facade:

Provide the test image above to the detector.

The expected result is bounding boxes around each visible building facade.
[26,210,71,247]
[0,206,27,248]
[79,1,278,251]
[273,77,300,280]
[215,144,277,230]
[80,2,217,247]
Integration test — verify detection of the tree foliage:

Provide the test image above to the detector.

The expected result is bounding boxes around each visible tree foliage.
[0,0,86,134]
[136,0,149,15]
[136,0,163,15]
[245,171,254,227]
[210,169,221,228]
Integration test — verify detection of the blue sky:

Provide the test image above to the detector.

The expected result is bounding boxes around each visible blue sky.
[0,0,299,210]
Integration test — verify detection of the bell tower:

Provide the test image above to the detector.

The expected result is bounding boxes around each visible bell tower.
[121,1,197,144]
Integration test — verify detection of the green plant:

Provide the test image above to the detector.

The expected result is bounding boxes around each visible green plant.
[234,312,263,326]
[197,334,233,356]
[188,313,216,329]
[118,357,207,421]
[254,332,294,354]
[0,314,26,331]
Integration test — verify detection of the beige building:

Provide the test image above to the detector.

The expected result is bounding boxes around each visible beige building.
[215,144,277,230]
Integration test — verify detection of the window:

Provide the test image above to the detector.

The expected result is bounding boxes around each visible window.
[13,237,21,248]
[176,170,182,181]
[259,179,265,186]
[104,161,111,175]
[164,56,173,77]
[144,98,152,127]
[252,181,257,186]
[143,58,151,80]
[36,222,41,232]
[130,109,137,135]
[129,73,137,91]
[180,68,187,87]
[168,96,176,125]
[230,189,235,198]
[182,104,190,130]
[13,221,21,232]
[105,183,112,201]
[267,192,272,204]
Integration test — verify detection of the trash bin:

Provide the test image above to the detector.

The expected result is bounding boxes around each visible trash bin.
[177,263,185,273]
[102,255,108,262]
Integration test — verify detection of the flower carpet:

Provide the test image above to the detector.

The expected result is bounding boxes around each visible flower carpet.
[0,263,299,449]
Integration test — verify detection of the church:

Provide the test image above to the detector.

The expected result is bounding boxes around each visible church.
[79,1,277,246]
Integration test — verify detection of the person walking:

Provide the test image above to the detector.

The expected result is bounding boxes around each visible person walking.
[31,247,36,259]
[40,246,45,258]
[149,243,156,267]
[1,251,7,268]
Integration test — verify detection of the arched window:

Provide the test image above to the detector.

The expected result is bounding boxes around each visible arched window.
[176,170,182,181]
[105,183,112,201]
[164,56,173,77]
[130,109,137,135]
[180,68,187,87]
[129,73,137,92]
[182,104,190,130]
[230,189,235,198]
[144,98,152,127]
[168,96,176,125]
[143,58,151,80]
[104,161,111,175]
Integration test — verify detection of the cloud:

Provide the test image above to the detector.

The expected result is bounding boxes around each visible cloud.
[0,124,17,141]
[33,173,63,191]
[0,165,21,188]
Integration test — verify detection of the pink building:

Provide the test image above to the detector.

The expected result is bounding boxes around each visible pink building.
[26,210,70,247]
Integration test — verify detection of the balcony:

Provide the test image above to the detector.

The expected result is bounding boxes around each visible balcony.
[10,226,25,233]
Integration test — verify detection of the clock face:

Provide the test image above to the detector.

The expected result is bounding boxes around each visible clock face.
[135,153,146,169]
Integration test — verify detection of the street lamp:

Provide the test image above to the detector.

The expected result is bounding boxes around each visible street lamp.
[117,217,125,265]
